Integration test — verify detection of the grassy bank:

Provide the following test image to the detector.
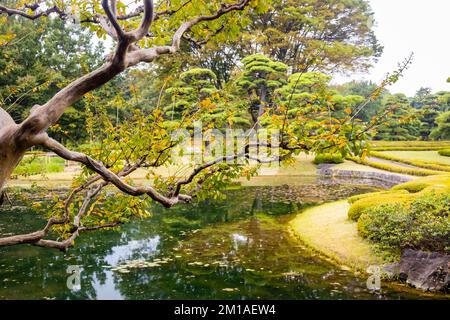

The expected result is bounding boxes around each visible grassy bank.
[289,201,383,272]
[346,175,450,260]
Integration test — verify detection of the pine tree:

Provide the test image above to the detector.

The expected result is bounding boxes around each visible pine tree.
[164,68,218,120]
[235,54,288,125]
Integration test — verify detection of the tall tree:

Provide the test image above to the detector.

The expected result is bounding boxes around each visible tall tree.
[0,15,105,143]
[375,94,420,141]
[235,54,288,126]
[245,0,382,72]
[153,0,382,89]
[163,68,218,120]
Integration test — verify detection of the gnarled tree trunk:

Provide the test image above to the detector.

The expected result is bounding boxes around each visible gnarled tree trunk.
[0,107,24,193]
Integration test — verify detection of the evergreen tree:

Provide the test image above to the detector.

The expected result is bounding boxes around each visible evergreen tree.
[431,111,450,140]
[164,68,219,120]
[235,54,288,125]
[375,94,420,141]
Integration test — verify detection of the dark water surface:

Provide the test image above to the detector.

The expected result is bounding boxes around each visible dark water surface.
[0,178,434,299]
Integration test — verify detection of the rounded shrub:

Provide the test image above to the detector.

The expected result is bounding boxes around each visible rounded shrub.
[439,149,450,157]
[358,193,450,254]
[392,175,450,193]
[313,153,344,165]
[348,190,409,204]
[348,192,415,221]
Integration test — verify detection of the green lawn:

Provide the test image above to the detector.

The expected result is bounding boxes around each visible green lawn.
[370,141,450,148]
[13,156,65,177]
[289,200,383,271]
[379,151,450,166]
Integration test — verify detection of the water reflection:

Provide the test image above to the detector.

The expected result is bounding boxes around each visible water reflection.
[0,181,431,300]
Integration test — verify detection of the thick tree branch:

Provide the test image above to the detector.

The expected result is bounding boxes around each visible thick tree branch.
[41,136,191,208]
[0,4,66,20]
[0,106,15,128]
[101,0,125,39]
[0,216,67,247]
[129,0,154,41]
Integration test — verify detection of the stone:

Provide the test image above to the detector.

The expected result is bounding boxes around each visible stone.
[384,249,449,292]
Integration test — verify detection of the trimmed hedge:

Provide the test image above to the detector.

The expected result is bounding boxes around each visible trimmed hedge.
[371,147,446,151]
[313,153,344,164]
[348,189,410,204]
[370,151,450,172]
[370,141,450,149]
[439,149,450,157]
[347,156,443,176]
[392,175,450,193]
[348,192,415,221]
[348,175,450,222]
[357,193,450,254]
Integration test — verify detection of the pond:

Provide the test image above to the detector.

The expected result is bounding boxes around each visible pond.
[0,176,432,300]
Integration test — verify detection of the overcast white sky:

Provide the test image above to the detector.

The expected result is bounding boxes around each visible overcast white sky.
[333,0,450,97]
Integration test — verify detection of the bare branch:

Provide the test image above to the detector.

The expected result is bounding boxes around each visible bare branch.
[0,0,192,23]
[0,216,67,247]
[183,25,225,47]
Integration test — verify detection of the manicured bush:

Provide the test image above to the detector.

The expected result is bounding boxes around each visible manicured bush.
[370,140,450,150]
[348,192,415,221]
[313,153,344,164]
[439,149,450,157]
[392,175,450,193]
[358,193,450,254]
[348,189,409,204]
[371,147,447,151]
[370,151,450,172]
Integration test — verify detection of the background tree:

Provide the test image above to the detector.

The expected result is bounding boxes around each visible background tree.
[241,0,382,73]
[276,72,365,121]
[334,80,387,122]
[152,0,382,91]
[375,94,420,141]
[408,87,450,140]
[0,16,105,143]
[431,111,450,140]
[163,68,218,121]
[235,54,288,126]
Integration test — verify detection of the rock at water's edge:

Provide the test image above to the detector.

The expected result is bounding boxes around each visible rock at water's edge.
[383,249,449,292]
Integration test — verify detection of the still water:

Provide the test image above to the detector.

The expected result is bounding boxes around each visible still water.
[0,177,433,299]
